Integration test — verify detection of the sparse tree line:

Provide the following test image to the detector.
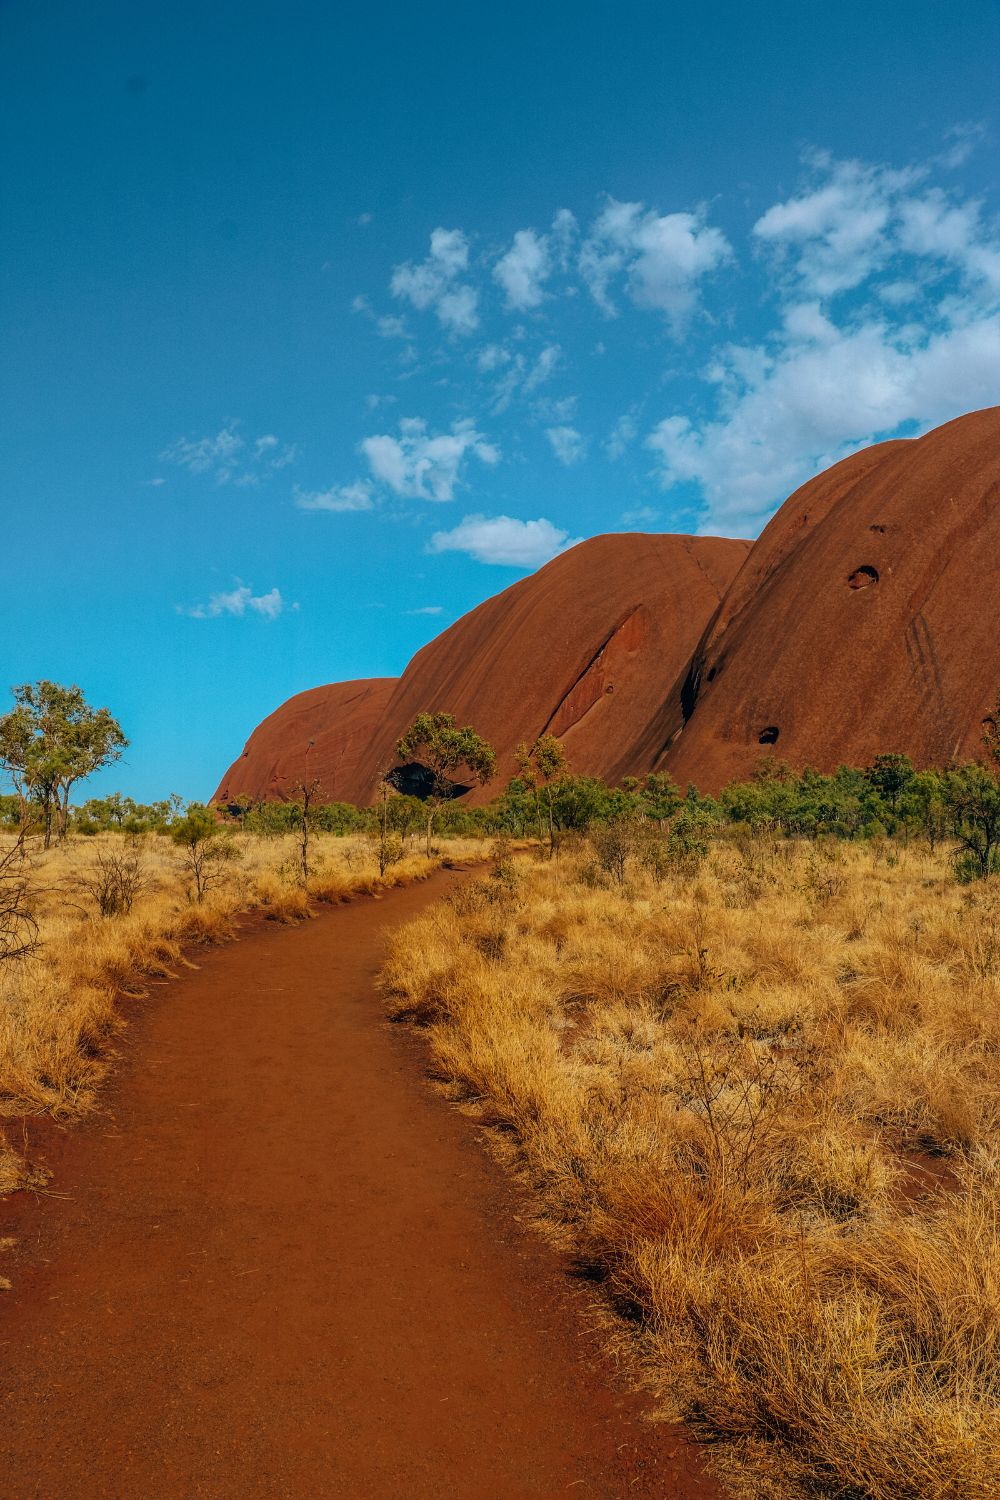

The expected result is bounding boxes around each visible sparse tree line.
[4,681,1000,967]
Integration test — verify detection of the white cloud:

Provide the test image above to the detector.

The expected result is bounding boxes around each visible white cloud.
[160,424,243,476]
[643,151,1000,533]
[604,414,638,460]
[751,152,1000,302]
[391,228,479,333]
[524,343,562,390]
[486,343,562,413]
[492,212,578,311]
[545,425,587,466]
[550,208,578,268]
[248,588,287,619]
[361,417,499,502]
[477,343,511,372]
[494,229,551,310]
[142,476,166,486]
[376,315,409,338]
[294,481,375,512]
[534,396,578,423]
[490,355,525,413]
[183,583,294,619]
[429,513,582,568]
[579,198,731,325]
[941,121,986,169]
[647,313,1000,532]
[160,423,296,485]
[622,505,660,525]
[406,606,443,615]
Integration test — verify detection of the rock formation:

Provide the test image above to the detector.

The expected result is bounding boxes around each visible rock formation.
[213,678,397,805]
[339,533,750,805]
[649,406,1000,792]
[211,407,999,808]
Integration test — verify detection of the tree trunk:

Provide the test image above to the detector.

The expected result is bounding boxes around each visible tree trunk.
[426,805,434,859]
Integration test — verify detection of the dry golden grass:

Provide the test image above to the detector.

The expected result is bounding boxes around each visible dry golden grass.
[381,836,1000,1500]
[0,828,484,1190]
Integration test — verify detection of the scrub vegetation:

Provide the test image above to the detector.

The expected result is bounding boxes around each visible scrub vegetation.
[381,827,1000,1500]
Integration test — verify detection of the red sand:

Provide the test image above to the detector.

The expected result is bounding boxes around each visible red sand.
[0,873,720,1500]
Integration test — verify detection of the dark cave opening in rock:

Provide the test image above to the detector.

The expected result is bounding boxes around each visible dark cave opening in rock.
[758,726,780,745]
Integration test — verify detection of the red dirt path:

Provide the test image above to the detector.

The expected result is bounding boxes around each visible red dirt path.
[0,870,721,1500]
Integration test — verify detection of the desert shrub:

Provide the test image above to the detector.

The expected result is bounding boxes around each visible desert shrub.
[0,843,38,963]
[77,840,147,916]
[171,810,242,902]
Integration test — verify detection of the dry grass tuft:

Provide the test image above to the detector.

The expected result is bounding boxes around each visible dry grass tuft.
[0,829,482,1184]
[381,838,1000,1499]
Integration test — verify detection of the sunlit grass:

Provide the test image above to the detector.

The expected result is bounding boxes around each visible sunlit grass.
[381,835,1000,1499]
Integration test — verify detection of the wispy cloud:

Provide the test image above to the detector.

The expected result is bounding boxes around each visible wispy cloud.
[294,481,375,512]
[604,413,638,460]
[545,425,587,466]
[429,513,582,569]
[361,417,499,501]
[180,582,296,619]
[159,423,297,486]
[391,228,479,334]
[406,605,443,615]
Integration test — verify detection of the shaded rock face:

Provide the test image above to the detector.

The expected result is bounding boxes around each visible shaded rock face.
[651,406,1000,794]
[337,533,751,806]
[213,679,398,805]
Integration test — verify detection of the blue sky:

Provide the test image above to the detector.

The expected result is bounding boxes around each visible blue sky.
[2,0,998,801]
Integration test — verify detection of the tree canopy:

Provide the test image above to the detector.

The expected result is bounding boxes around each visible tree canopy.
[395,712,497,855]
[0,681,128,845]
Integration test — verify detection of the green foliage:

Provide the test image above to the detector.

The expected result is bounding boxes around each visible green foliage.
[396,712,497,855]
[865,752,915,812]
[0,680,128,846]
[78,793,180,834]
[943,762,1000,881]
[397,713,497,793]
[170,806,241,902]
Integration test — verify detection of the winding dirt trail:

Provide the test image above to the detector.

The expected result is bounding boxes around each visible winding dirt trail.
[1,869,720,1500]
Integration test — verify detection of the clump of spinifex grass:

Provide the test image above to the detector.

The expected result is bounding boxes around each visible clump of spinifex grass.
[380,836,1000,1500]
[0,829,483,1191]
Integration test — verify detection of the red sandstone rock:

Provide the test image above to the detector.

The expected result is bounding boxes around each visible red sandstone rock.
[212,678,397,805]
[649,407,1000,794]
[340,533,750,805]
[211,407,999,811]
